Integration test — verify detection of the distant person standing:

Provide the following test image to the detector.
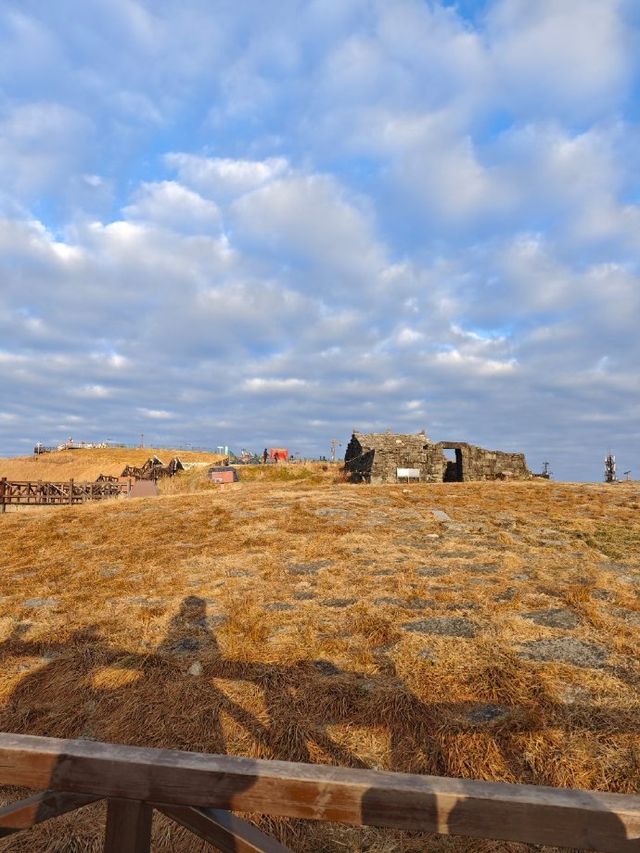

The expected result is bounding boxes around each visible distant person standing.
[262,448,268,464]
[273,451,279,463]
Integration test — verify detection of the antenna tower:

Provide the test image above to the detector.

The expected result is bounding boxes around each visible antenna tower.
[604,452,616,483]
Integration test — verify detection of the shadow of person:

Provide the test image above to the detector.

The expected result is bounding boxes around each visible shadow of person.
[0,599,270,755]
[97,595,272,755]
[0,600,280,850]
[2,602,637,768]
[156,594,220,658]
[1,598,639,850]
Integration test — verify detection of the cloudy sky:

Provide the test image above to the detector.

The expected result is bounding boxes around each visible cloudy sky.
[1,0,639,479]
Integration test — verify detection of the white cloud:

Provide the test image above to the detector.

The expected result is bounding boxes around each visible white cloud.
[243,377,310,393]
[166,154,289,200]
[75,384,111,399]
[434,349,518,375]
[0,0,639,479]
[137,408,174,420]
[0,101,92,198]
[487,0,632,119]
[232,173,386,286]
[396,327,423,345]
[124,181,221,233]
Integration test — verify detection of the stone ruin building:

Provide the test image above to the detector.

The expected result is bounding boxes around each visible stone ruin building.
[344,430,532,483]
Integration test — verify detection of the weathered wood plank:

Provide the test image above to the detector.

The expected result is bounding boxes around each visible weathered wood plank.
[0,790,97,836]
[158,805,291,853]
[104,798,152,852]
[0,734,638,852]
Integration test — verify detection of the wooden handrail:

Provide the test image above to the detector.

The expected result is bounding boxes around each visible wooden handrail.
[0,479,129,507]
[0,734,637,851]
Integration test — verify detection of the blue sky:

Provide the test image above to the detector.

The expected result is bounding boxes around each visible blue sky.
[1,0,639,480]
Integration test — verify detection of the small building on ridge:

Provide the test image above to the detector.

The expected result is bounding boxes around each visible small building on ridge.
[344,431,531,484]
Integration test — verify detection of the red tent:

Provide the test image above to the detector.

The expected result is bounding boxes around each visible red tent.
[269,448,289,461]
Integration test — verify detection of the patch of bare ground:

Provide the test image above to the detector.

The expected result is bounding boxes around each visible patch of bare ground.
[0,477,638,851]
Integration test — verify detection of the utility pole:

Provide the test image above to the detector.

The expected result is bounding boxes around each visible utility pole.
[330,439,342,463]
[140,433,144,449]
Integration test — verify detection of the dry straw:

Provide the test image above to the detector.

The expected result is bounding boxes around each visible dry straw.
[0,454,638,850]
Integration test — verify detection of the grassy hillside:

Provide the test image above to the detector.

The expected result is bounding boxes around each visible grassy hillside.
[0,478,638,850]
[0,447,224,483]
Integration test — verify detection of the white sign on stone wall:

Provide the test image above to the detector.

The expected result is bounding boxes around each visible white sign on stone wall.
[397,467,421,481]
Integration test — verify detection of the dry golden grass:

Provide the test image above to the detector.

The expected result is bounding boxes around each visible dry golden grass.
[0,447,224,483]
[0,471,638,851]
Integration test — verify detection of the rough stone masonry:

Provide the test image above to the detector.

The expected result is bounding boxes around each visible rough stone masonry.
[344,431,532,484]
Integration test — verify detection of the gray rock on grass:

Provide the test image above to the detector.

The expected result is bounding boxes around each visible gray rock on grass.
[404,598,436,610]
[322,598,356,608]
[467,704,508,724]
[431,509,451,522]
[313,660,341,676]
[495,588,516,602]
[522,608,579,629]
[403,616,477,638]
[23,598,58,608]
[610,607,640,627]
[288,561,332,575]
[100,566,120,578]
[518,637,607,668]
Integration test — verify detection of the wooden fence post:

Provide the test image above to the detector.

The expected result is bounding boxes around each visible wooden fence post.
[69,479,74,506]
[104,799,152,852]
[0,478,6,513]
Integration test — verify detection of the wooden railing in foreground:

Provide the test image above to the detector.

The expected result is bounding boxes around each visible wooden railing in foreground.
[0,478,129,510]
[0,735,638,851]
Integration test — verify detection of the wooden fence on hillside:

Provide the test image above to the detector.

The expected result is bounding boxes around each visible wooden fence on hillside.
[0,733,638,851]
[0,478,130,511]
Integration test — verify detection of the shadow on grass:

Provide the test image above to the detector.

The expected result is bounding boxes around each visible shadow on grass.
[0,596,638,850]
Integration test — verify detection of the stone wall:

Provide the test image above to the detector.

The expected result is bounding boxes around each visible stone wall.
[344,432,532,483]
[436,442,531,481]
[369,444,445,484]
[343,437,375,482]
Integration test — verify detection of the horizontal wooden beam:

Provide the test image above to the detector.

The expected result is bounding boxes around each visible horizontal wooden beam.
[158,804,291,853]
[0,790,97,836]
[0,734,637,852]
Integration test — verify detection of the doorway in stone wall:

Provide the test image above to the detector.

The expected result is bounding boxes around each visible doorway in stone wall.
[442,447,463,481]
